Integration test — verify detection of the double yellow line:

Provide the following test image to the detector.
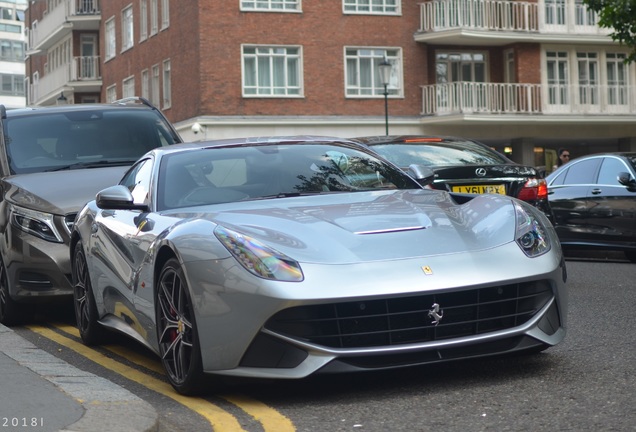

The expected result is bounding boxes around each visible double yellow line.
[27,323,295,432]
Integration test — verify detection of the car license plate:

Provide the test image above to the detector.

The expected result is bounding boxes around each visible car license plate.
[451,184,506,195]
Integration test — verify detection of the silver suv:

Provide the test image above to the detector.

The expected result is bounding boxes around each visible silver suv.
[0,97,183,325]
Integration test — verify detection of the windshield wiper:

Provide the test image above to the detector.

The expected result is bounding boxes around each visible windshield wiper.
[46,159,138,171]
[248,191,332,200]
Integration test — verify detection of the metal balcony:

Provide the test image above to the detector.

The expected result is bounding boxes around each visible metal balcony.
[29,0,101,53]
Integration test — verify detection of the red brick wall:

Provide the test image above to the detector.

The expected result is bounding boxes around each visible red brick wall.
[101,1,426,123]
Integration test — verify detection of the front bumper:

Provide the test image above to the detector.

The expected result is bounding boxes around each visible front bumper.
[4,226,73,302]
[186,241,568,380]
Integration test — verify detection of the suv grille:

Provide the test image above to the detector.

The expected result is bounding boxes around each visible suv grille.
[265,281,553,349]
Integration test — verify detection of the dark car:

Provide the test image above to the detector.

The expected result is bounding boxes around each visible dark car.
[0,97,183,325]
[351,135,553,221]
[545,152,636,262]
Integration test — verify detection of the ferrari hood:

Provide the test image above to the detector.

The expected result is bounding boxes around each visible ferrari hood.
[204,190,520,264]
[3,166,129,215]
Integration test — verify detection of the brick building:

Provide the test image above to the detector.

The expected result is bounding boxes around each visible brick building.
[25,0,636,169]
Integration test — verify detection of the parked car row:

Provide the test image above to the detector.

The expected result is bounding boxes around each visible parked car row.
[18,98,636,394]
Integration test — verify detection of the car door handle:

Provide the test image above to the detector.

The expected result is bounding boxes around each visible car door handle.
[591,188,602,195]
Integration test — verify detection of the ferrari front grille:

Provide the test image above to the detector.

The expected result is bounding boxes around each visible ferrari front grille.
[265,281,553,349]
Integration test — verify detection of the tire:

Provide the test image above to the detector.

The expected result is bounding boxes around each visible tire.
[0,256,24,326]
[624,250,636,263]
[72,242,107,345]
[156,258,205,395]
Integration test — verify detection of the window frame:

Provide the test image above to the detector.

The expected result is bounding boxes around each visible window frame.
[121,5,134,52]
[343,0,401,15]
[162,59,171,109]
[161,0,170,29]
[240,0,302,12]
[344,47,403,98]
[241,44,303,98]
[139,0,148,42]
[123,75,135,98]
[104,17,116,61]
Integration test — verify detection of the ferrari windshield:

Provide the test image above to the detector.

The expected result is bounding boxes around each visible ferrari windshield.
[370,140,510,168]
[157,143,422,210]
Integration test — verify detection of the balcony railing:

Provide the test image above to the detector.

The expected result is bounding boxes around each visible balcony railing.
[419,0,611,35]
[29,0,100,51]
[421,82,636,116]
[30,56,101,104]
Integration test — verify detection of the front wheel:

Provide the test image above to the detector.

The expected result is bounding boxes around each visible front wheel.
[72,242,107,345]
[156,258,205,395]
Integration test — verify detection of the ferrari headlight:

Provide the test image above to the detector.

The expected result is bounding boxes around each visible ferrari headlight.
[10,205,64,243]
[214,225,304,282]
[514,201,550,258]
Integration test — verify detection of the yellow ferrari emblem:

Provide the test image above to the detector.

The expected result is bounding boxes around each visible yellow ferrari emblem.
[421,266,433,275]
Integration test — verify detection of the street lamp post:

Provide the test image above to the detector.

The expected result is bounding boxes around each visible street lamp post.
[378,58,392,136]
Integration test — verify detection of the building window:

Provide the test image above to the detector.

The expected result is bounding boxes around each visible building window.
[343,0,400,14]
[105,18,116,60]
[606,53,628,105]
[0,74,24,96]
[151,64,160,106]
[242,45,302,97]
[575,0,597,26]
[436,52,486,84]
[241,0,301,11]
[0,40,24,62]
[0,23,21,34]
[150,0,158,35]
[121,6,134,51]
[162,59,171,108]
[123,76,135,98]
[106,84,117,103]
[577,52,598,105]
[545,0,565,25]
[141,69,149,99]
[161,0,169,29]
[546,51,569,105]
[504,49,515,83]
[345,48,401,97]
[140,0,148,41]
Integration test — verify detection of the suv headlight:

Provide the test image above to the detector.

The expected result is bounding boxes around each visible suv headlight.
[10,205,64,243]
[514,201,550,257]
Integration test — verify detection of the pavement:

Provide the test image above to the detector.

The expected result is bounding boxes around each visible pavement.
[0,323,158,432]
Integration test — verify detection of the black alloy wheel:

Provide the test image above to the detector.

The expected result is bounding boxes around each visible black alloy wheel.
[0,256,24,326]
[156,258,204,395]
[72,243,107,345]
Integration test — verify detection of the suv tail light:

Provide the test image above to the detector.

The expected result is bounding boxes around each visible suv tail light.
[517,178,548,201]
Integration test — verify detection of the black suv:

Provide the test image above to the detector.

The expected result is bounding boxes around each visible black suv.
[0,97,183,325]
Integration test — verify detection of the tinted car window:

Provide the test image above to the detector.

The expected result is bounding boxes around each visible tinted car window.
[561,158,601,185]
[370,141,510,167]
[158,144,420,210]
[597,157,629,185]
[5,109,180,174]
